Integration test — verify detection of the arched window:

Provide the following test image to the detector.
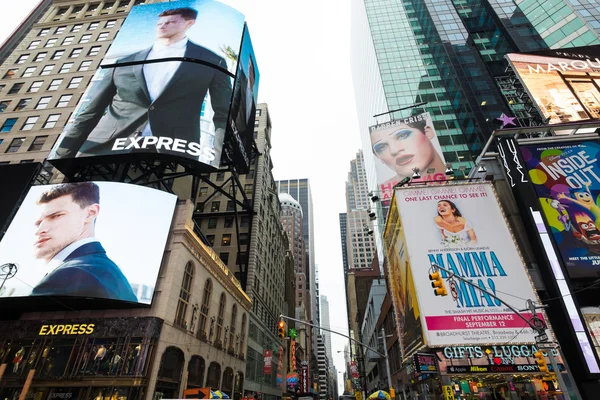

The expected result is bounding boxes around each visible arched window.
[221,367,234,397]
[187,356,205,388]
[157,347,185,381]
[206,362,221,390]
[198,279,212,341]
[175,262,194,329]
[239,313,247,357]
[228,305,237,351]
[234,371,244,400]
[215,293,226,347]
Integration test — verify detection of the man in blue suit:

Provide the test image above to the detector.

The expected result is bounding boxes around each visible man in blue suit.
[31,182,137,302]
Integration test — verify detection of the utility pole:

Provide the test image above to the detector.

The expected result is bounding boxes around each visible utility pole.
[430,262,576,399]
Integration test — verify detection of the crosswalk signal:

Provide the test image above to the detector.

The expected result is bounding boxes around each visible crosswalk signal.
[429,271,447,296]
[534,351,549,373]
[278,320,286,339]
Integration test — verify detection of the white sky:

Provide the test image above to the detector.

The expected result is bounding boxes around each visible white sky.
[0,0,362,387]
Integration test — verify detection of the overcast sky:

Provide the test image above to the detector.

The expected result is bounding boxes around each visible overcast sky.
[0,0,362,388]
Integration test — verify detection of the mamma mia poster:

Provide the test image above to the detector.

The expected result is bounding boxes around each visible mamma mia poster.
[521,141,600,279]
[393,183,542,346]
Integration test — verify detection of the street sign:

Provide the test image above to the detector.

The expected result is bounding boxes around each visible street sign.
[537,342,557,350]
[535,332,549,343]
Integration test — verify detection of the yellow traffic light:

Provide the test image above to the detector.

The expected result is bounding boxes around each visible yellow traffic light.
[534,351,549,374]
[429,271,447,296]
[278,320,286,339]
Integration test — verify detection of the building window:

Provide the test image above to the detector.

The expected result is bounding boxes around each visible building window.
[45,38,58,47]
[229,305,237,350]
[62,36,74,45]
[97,32,109,41]
[15,98,31,110]
[38,28,50,36]
[55,26,66,34]
[206,235,215,246]
[53,7,69,20]
[88,22,99,30]
[29,135,47,151]
[239,314,246,356]
[79,34,91,44]
[239,233,249,245]
[8,83,23,94]
[215,293,226,345]
[198,279,212,338]
[28,40,41,49]
[59,63,73,73]
[216,172,225,181]
[221,234,231,246]
[224,217,233,228]
[101,2,115,14]
[105,20,117,28]
[67,76,83,89]
[40,65,54,75]
[70,6,84,18]
[174,262,194,329]
[236,251,247,265]
[1,118,17,132]
[48,79,63,91]
[28,81,43,92]
[211,201,220,212]
[199,187,208,197]
[240,216,249,228]
[21,116,39,130]
[219,252,229,265]
[51,50,65,60]
[16,54,29,64]
[71,24,82,32]
[88,46,101,56]
[244,184,252,193]
[78,60,92,71]
[6,138,25,153]
[226,201,234,211]
[35,96,51,109]
[33,52,47,62]
[0,101,10,112]
[207,218,218,229]
[56,94,72,108]
[69,48,82,58]
[3,69,18,79]
[42,114,60,129]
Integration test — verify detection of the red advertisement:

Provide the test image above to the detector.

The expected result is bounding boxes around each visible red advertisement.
[350,361,360,379]
[263,350,272,375]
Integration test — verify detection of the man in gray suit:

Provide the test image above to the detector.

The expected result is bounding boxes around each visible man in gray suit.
[54,7,232,162]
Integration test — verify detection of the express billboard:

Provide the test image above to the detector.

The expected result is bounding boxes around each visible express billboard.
[391,182,543,346]
[383,200,425,357]
[369,112,446,205]
[0,182,176,305]
[48,0,257,172]
[506,51,600,124]
[520,140,600,279]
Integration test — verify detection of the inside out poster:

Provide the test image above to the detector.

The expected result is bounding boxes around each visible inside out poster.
[521,141,600,278]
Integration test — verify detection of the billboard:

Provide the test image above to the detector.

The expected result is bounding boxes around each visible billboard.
[0,182,176,305]
[391,182,543,346]
[520,140,600,278]
[0,163,40,239]
[48,0,255,172]
[506,51,600,124]
[383,201,425,357]
[369,112,446,205]
[223,24,259,172]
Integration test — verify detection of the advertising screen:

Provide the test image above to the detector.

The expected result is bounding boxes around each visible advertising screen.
[383,200,425,357]
[369,112,446,205]
[0,163,40,239]
[48,0,250,172]
[506,52,600,124]
[393,182,543,346]
[520,141,600,279]
[224,24,260,172]
[0,182,176,305]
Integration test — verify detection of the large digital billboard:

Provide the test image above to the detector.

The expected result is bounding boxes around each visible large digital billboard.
[48,0,257,172]
[0,182,176,305]
[520,140,600,279]
[384,200,425,357]
[391,182,543,346]
[369,112,446,205]
[506,51,600,124]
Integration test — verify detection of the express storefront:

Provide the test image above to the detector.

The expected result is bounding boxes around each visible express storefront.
[0,317,163,400]
[403,345,573,400]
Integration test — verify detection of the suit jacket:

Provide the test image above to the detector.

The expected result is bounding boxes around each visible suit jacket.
[55,41,232,158]
[229,69,256,154]
[31,242,138,302]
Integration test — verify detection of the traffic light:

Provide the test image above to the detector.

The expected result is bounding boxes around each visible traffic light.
[534,351,549,373]
[429,271,447,296]
[278,320,286,339]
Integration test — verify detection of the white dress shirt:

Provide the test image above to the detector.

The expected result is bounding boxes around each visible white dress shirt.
[141,37,188,137]
[46,237,99,273]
